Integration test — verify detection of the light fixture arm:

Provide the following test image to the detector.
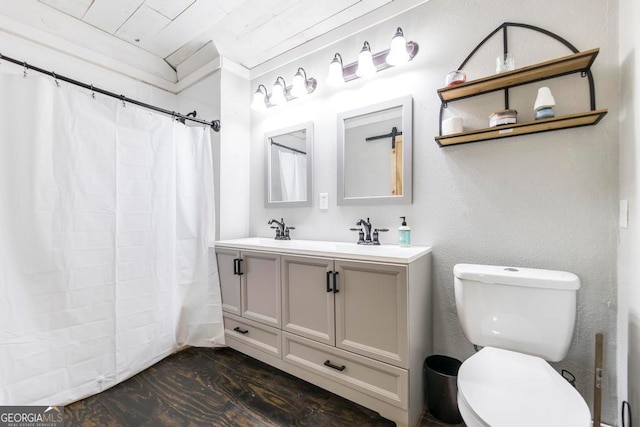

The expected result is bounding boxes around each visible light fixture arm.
[295,67,307,80]
[256,84,268,96]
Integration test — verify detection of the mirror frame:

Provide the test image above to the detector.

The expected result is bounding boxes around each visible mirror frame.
[337,95,413,205]
[264,121,313,208]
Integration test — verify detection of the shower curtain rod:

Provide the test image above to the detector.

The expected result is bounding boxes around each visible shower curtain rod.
[0,52,221,132]
[270,140,306,155]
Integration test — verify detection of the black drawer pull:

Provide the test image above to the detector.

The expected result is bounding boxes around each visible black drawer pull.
[332,271,339,293]
[237,258,244,275]
[233,326,249,335]
[326,271,332,292]
[233,258,239,275]
[323,360,345,371]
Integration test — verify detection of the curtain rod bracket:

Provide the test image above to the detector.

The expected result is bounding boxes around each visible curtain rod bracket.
[177,111,198,125]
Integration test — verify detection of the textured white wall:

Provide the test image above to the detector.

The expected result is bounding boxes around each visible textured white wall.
[219,64,251,239]
[177,62,250,242]
[618,0,640,422]
[249,0,620,422]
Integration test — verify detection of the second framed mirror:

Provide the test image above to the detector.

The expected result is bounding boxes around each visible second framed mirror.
[337,96,413,205]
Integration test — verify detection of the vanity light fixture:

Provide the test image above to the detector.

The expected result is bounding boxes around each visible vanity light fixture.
[291,68,310,98]
[326,53,345,86]
[251,68,317,110]
[251,84,269,111]
[270,77,287,106]
[327,27,419,86]
[386,27,411,66]
[356,41,377,78]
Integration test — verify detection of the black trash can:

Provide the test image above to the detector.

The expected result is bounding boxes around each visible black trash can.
[424,355,463,424]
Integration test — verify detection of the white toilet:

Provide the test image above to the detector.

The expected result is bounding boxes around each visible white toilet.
[453,263,591,427]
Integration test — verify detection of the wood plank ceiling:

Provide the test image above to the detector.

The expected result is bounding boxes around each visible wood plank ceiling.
[0,0,427,86]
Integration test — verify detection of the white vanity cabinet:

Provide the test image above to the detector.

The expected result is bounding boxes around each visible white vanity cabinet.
[215,248,282,357]
[215,238,432,427]
[215,248,242,315]
[281,255,335,345]
[282,255,407,368]
[215,248,281,327]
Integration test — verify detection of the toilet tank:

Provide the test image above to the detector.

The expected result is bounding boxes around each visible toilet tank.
[453,264,580,362]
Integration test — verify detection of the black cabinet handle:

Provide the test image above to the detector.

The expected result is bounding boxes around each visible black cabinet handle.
[324,360,346,371]
[237,258,244,275]
[233,326,248,334]
[233,258,239,275]
[326,271,332,292]
[332,271,339,293]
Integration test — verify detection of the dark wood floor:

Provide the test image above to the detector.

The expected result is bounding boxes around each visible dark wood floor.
[64,346,464,426]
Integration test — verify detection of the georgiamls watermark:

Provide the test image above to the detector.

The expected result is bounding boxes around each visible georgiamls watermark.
[0,406,63,427]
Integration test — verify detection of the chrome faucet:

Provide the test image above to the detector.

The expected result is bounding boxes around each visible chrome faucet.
[351,218,388,245]
[268,218,295,240]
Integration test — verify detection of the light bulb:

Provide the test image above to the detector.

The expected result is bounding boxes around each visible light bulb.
[251,86,267,111]
[326,53,345,86]
[386,27,410,66]
[290,68,307,98]
[356,41,376,78]
[270,77,286,106]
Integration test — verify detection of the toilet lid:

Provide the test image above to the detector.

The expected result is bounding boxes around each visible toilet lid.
[458,347,591,427]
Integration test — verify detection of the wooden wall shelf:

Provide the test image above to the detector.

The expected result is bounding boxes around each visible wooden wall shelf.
[435,23,607,147]
[435,109,608,147]
[437,48,600,103]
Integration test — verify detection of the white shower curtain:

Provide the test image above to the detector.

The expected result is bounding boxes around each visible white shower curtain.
[0,70,223,406]
[278,150,307,201]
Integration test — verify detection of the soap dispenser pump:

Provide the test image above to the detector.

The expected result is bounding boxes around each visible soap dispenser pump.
[398,216,411,247]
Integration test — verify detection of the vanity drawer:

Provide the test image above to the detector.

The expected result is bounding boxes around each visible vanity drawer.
[282,332,408,409]
[224,314,281,358]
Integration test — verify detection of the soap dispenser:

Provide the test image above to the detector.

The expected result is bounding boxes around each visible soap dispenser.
[398,216,411,247]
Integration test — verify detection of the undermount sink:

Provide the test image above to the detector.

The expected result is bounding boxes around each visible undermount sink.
[214,237,431,263]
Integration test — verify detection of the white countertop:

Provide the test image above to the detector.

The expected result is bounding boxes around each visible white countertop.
[214,237,431,264]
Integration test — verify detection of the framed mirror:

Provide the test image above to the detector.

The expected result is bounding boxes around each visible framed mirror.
[265,122,313,207]
[337,96,412,205]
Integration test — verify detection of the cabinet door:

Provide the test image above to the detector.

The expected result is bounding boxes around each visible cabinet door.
[215,248,241,315]
[242,251,281,328]
[334,260,408,368]
[282,255,335,346]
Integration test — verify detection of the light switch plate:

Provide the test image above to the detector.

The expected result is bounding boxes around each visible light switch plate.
[319,193,329,210]
[620,200,628,229]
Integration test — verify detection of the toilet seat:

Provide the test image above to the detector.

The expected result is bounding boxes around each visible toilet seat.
[457,347,591,427]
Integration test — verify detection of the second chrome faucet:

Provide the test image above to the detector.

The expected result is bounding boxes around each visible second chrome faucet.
[268,218,295,240]
[351,218,388,245]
